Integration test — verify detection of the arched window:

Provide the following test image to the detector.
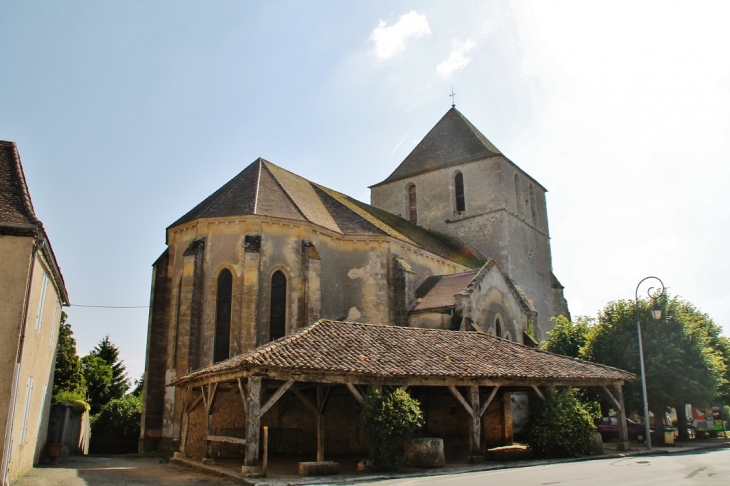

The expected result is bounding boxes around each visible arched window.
[408,184,417,223]
[270,271,286,341]
[214,270,232,363]
[454,172,465,212]
[514,174,522,209]
[495,318,504,338]
[529,184,537,223]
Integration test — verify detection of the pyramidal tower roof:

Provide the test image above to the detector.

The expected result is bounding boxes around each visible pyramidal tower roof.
[169,158,484,268]
[371,107,502,187]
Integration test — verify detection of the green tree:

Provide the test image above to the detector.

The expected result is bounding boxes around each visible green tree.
[89,336,130,401]
[582,296,725,443]
[541,315,593,358]
[360,387,424,472]
[91,394,142,453]
[81,354,113,414]
[52,312,86,397]
[525,393,596,458]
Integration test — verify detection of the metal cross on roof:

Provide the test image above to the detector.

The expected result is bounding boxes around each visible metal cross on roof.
[449,87,457,107]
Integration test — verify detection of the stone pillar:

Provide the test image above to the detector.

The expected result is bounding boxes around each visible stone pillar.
[139,250,171,452]
[390,256,415,326]
[180,238,206,371]
[241,234,260,351]
[244,377,262,470]
[301,241,321,327]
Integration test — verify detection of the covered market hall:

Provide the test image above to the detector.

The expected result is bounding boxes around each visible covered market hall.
[169,320,635,476]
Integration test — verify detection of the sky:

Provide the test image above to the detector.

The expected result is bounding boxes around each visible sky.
[1,1,728,383]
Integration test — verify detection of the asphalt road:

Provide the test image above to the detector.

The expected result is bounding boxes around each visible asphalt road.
[372,449,730,486]
[10,456,234,486]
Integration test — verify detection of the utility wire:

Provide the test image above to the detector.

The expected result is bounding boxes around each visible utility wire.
[70,273,307,310]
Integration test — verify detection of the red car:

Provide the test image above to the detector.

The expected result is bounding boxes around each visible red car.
[595,417,648,442]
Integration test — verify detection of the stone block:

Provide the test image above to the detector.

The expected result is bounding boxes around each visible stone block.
[405,438,445,468]
[616,441,631,452]
[589,432,604,455]
[298,461,339,476]
[201,457,215,465]
[173,452,183,459]
[241,465,262,477]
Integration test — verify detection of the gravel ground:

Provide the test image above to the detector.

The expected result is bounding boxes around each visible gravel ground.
[11,455,235,486]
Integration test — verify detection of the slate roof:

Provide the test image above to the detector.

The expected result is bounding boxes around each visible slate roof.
[371,107,503,187]
[172,320,635,385]
[0,141,69,305]
[170,158,483,268]
[411,270,479,312]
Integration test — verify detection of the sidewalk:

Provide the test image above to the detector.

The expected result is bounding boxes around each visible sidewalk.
[169,438,730,486]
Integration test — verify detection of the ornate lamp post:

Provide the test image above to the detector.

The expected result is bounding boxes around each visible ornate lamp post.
[635,276,665,450]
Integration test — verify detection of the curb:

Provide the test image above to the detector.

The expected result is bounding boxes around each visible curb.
[169,442,730,485]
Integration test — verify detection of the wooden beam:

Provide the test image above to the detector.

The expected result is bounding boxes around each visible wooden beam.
[206,383,218,414]
[400,385,410,392]
[598,385,622,412]
[479,386,500,418]
[185,394,204,414]
[200,385,208,411]
[261,379,295,416]
[448,385,474,416]
[291,387,319,416]
[468,386,481,456]
[237,378,248,415]
[211,387,236,414]
[174,368,627,389]
[317,385,331,414]
[346,383,364,404]
[531,385,545,401]
[207,435,246,445]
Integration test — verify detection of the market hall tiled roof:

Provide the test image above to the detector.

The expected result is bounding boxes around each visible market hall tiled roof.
[169,158,484,268]
[172,320,635,386]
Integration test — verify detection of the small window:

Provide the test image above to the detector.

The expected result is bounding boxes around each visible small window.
[514,174,522,209]
[495,318,504,338]
[454,173,465,212]
[214,270,232,363]
[270,271,286,341]
[408,185,417,223]
[172,278,182,365]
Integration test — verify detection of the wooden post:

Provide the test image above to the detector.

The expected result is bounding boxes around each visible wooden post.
[244,377,262,467]
[262,426,268,477]
[316,386,330,462]
[468,386,481,457]
[615,384,630,451]
[502,392,513,445]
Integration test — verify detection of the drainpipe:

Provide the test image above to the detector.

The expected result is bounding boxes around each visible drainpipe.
[1,231,40,486]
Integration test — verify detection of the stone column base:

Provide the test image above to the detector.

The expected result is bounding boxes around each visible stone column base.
[298,461,339,476]
[468,455,485,463]
[616,442,631,451]
[201,458,215,465]
[241,465,262,477]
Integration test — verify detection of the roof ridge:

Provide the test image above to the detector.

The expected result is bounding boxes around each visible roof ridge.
[259,160,308,221]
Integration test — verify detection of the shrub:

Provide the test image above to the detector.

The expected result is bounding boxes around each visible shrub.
[91,394,142,453]
[52,390,90,415]
[360,387,424,472]
[525,393,596,458]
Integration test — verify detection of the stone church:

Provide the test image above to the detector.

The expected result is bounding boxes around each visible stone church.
[140,107,570,452]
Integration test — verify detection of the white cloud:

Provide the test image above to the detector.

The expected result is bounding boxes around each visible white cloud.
[437,39,475,77]
[370,11,431,60]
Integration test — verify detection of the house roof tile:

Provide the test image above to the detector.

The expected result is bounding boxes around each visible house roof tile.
[411,270,479,312]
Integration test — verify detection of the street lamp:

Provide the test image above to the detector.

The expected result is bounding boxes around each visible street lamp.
[636,276,665,450]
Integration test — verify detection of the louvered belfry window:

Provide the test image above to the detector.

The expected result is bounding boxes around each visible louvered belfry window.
[214,269,232,363]
[408,185,417,223]
[455,172,465,212]
[270,271,286,341]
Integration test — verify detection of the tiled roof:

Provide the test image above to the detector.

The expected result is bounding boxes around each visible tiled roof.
[170,158,483,268]
[371,108,502,187]
[411,270,479,312]
[0,141,39,225]
[0,141,69,305]
[172,320,635,385]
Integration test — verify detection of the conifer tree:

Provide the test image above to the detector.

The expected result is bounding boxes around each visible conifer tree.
[52,312,86,397]
[90,335,130,402]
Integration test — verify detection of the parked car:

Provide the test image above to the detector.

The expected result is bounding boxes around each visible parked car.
[595,417,648,442]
